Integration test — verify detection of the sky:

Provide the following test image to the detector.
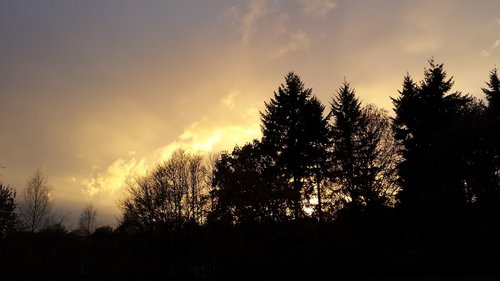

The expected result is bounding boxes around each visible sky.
[1,0,500,227]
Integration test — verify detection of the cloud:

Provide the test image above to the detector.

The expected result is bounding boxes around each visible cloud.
[402,37,442,54]
[275,12,290,36]
[82,158,147,197]
[75,71,265,201]
[273,30,311,58]
[220,90,239,109]
[481,38,499,57]
[81,101,262,198]
[157,118,261,161]
[240,0,273,44]
[493,39,500,49]
[228,0,321,59]
[482,20,500,55]
[297,0,337,17]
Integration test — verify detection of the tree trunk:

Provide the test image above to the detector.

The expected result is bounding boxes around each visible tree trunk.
[316,171,323,223]
[293,177,301,220]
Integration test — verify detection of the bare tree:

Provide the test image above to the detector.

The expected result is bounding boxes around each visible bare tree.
[119,149,213,231]
[20,170,53,233]
[362,104,401,206]
[201,154,216,223]
[204,152,221,215]
[78,203,97,236]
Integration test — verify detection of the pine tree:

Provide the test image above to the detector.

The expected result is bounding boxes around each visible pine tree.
[392,74,420,209]
[261,72,329,220]
[0,183,17,238]
[482,68,500,168]
[482,67,500,111]
[475,68,500,208]
[392,60,472,218]
[330,80,365,208]
[329,81,396,210]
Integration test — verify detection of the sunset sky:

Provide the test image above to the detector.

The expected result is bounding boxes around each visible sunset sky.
[1,0,500,227]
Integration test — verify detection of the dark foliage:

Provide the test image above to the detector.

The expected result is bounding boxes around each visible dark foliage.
[329,81,399,210]
[211,140,288,224]
[392,60,484,223]
[1,214,499,281]
[0,183,17,239]
[260,72,330,220]
[2,61,500,280]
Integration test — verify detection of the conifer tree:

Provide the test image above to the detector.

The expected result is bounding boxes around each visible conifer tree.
[261,72,329,219]
[392,60,473,217]
[474,68,500,208]
[482,67,500,111]
[329,81,397,209]
[482,68,500,162]
[330,80,365,208]
[0,183,17,238]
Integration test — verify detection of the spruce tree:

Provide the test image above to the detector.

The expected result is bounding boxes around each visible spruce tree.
[482,67,500,111]
[260,72,329,220]
[476,68,500,208]
[392,74,420,210]
[0,184,17,238]
[330,80,365,208]
[482,68,500,169]
[392,60,472,219]
[329,81,395,210]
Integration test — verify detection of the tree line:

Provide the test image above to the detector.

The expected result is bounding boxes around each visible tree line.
[116,59,499,231]
[1,59,499,279]
[0,170,100,237]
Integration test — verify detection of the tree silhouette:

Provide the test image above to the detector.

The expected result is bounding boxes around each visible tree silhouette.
[4,63,500,280]
[260,72,329,220]
[483,68,500,170]
[78,203,97,236]
[329,80,365,209]
[188,154,209,224]
[19,170,53,233]
[391,74,418,205]
[471,68,500,209]
[0,183,17,238]
[211,141,287,224]
[361,104,400,206]
[392,60,474,219]
[119,150,211,231]
[483,67,500,111]
[205,152,221,214]
[329,82,398,210]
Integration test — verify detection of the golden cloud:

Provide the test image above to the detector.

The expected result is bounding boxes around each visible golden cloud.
[82,158,147,197]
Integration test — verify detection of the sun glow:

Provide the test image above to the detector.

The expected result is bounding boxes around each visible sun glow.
[82,158,148,197]
[2,0,499,228]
